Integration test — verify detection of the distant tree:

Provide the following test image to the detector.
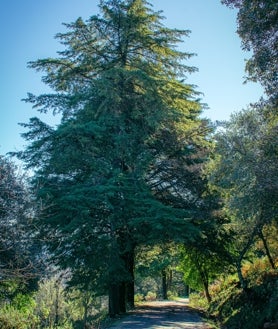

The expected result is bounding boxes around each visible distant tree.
[179,247,213,303]
[0,156,37,295]
[17,0,213,315]
[178,196,231,303]
[136,243,181,300]
[221,0,278,102]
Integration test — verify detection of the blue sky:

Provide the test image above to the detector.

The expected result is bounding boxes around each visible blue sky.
[0,0,264,155]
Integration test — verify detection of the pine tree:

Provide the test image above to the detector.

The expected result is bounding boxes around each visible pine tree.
[18,0,212,315]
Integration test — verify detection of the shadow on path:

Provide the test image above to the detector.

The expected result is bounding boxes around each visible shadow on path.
[106,299,210,329]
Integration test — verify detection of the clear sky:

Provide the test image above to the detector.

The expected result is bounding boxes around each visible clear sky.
[0,0,264,156]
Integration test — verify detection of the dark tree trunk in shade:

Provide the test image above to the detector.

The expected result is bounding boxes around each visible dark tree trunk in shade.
[124,248,135,309]
[162,270,168,300]
[119,282,126,313]
[109,283,120,317]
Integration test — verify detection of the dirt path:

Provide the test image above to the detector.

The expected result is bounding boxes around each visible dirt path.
[105,299,211,329]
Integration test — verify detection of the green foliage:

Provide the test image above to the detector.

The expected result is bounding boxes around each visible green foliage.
[208,106,278,222]
[214,273,277,329]
[191,268,278,329]
[135,244,188,299]
[135,276,160,297]
[134,293,144,303]
[0,293,38,329]
[0,156,37,286]
[34,277,70,328]
[0,156,40,312]
[179,249,206,291]
[12,293,36,315]
[206,104,278,289]
[188,292,210,311]
[17,0,213,314]
[178,242,229,290]
[145,291,157,301]
[198,259,278,329]
[166,290,178,300]
[177,206,232,302]
[33,276,107,328]
[221,0,278,101]
[136,244,178,277]
[0,305,38,329]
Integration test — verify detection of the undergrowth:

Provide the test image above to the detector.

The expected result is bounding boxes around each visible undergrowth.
[189,258,278,329]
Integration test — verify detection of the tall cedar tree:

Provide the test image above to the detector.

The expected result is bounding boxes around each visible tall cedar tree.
[18,0,213,315]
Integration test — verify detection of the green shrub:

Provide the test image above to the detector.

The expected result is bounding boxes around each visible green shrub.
[134,293,144,303]
[0,305,38,329]
[167,290,178,300]
[145,291,157,301]
[189,292,209,311]
[208,270,278,329]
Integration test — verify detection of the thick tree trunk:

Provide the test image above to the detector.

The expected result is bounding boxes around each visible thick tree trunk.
[119,282,126,313]
[109,283,120,317]
[124,248,135,309]
[109,234,135,315]
[162,269,168,300]
[109,281,127,316]
[126,280,134,309]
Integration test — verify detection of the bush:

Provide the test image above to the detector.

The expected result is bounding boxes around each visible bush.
[145,291,157,301]
[134,293,144,303]
[0,305,38,329]
[208,270,278,329]
[167,290,177,300]
[189,292,209,311]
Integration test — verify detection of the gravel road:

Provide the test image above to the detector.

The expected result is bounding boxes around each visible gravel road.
[106,299,211,329]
